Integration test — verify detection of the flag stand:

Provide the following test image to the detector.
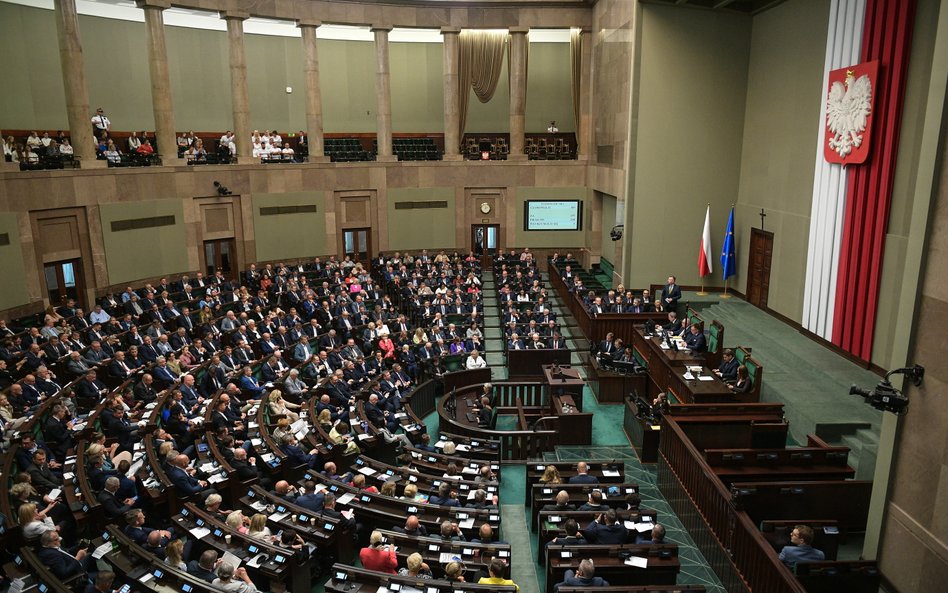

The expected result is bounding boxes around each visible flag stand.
[696,280,708,296]
[721,278,733,299]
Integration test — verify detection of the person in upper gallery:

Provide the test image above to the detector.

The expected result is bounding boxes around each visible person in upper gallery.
[661,275,682,312]
[91,107,111,138]
[568,461,599,485]
[778,525,825,568]
[684,324,707,352]
[583,509,629,545]
[635,523,667,544]
[554,558,610,591]
[729,365,753,394]
[714,348,739,382]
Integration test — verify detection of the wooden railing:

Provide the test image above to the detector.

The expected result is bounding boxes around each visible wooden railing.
[658,417,807,593]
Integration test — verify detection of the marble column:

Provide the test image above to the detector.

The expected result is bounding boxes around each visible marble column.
[578,28,593,161]
[53,0,97,166]
[372,25,395,162]
[138,0,177,164]
[297,20,328,162]
[508,27,529,161]
[224,12,252,161]
[441,27,463,161]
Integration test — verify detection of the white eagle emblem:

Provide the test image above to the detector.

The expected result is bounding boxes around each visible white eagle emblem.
[826,72,872,158]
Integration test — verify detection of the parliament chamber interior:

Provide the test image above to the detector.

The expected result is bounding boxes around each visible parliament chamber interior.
[0,0,946,592]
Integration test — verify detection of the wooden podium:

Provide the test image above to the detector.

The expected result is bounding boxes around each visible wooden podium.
[542,365,592,445]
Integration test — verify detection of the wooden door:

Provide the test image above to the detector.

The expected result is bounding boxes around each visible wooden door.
[746,228,773,309]
[342,228,371,262]
[203,239,236,280]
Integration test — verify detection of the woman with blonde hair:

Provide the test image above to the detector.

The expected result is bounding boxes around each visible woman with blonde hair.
[165,538,187,570]
[380,480,397,497]
[317,409,333,432]
[539,465,562,485]
[398,552,432,579]
[19,503,56,541]
[412,327,428,346]
[402,483,419,501]
[247,513,272,541]
[268,390,301,422]
[225,510,248,534]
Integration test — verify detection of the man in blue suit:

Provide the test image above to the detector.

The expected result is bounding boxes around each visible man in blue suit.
[714,349,739,381]
[583,509,628,545]
[38,531,93,580]
[166,454,215,501]
[661,275,682,312]
[280,435,321,469]
[295,481,326,512]
[554,559,610,591]
[568,462,599,484]
[778,525,825,568]
[684,324,707,352]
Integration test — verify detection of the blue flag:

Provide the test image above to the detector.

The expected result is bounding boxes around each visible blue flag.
[721,207,736,280]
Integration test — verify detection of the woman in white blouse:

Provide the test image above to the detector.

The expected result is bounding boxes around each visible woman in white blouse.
[466,350,487,370]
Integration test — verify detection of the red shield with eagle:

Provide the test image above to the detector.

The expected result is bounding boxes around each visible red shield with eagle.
[824,60,879,165]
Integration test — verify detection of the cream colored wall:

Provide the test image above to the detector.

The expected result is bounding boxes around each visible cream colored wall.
[0,213,29,311]
[251,192,327,261]
[98,200,188,286]
[734,0,828,321]
[627,3,751,288]
[386,188,457,250]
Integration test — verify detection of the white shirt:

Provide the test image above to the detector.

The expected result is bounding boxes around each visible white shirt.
[466,355,487,369]
[92,114,111,129]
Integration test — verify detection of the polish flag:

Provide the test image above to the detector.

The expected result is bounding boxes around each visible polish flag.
[698,206,713,277]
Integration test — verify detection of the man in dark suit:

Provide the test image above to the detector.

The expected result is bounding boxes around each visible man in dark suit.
[123,509,172,546]
[578,490,610,511]
[661,312,682,334]
[133,374,158,405]
[97,476,136,519]
[44,404,74,462]
[568,462,599,484]
[320,492,356,529]
[28,448,63,494]
[187,550,220,583]
[428,483,460,507]
[166,454,215,500]
[549,518,587,546]
[661,276,682,312]
[684,324,707,352]
[598,333,617,356]
[554,559,610,591]
[541,490,576,512]
[393,515,428,537]
[778,524,825,568]
[280,435,321,469]
[583,509,629,545]
[38,531,93,580]
[635,523,667,545]
[714,349,739,381]
[295,481,326,512]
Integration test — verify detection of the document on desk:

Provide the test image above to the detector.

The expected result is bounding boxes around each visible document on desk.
[336,493,356,505]
[358,466,378,476]
[249,500,267,512]
[624,555,648,568]
[458,518,475,530]
[358,433,372,440]
[633,522,654,532]
[291,419,307,433]
[189,526,212,539]
[341,509,355,520]
[208,473,227,484]
[269,512,289,522]
[698,375,715,381]
[439,552,462,563]
[222,551,242,568]
[48,488,62,501]
[91,541,114,559]
[602,469,621,477]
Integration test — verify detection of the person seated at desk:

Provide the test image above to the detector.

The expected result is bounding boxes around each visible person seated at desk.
[478,557,519,592]
[554,558,610,591]
[568,461,599,484]
[684,324,707,352]
[579,490,610,511]
[466,349,486,369]
[187,550,220,583]
[213,561,258,593]
[279,435,321,469]
[472,523,506,545]
[778,524,825,569]
[598,333,617,357]
[614,346,635,363]
[328,421,361,455]
[466,488,498,510]
[295,481,325,512]
[38,531,95,581]
[583,509,629,545]
[729,365,753,394]
[636,523,666,544]
[542,490,576,512]
[360,530,397,574]
[429,483,461,507]
[714,348,739,381]
[550,518,588,546]
[393,514,428,537]
[399,552,433,579]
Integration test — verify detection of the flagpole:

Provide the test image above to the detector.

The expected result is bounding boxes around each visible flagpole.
[721,278,732,299]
